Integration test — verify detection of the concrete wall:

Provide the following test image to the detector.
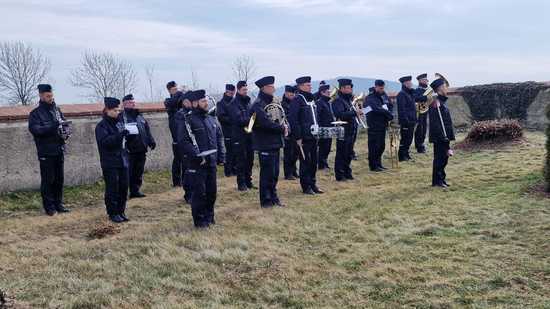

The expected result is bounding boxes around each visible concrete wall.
[0,112,172,193]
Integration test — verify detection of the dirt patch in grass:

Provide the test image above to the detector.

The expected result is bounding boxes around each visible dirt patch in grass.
[87,223,121,239]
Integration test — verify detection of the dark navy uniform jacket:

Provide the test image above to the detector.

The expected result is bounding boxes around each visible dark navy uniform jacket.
[164,91,183,142]
[289,90,317,141]
[316,95,335,127]
[176,108,224,169]
[250,91,285,151]
[216,94,234,138]
[397,87,417,127]
[227,93,252,142]
[414,86,428,103]
[332,92,358,138]
[95,115,129,169]
[123,109,156,154]
[365,92,394,131]
[28,101,66,157]
[428,96,455,143]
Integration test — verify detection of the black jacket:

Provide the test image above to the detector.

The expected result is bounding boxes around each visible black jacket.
[332,92,358,138]
[289,90,317,140]
[95,115,129,169]
[316,95,335,127]
[123,109,156,154]
[397,86,417,127]
[164,91,184,142]
[250,91,285,151]
[228,93,252,142]
[176,108,225,168]
[365,92,394,131]
[28,101,66,157]
[174,107,193,159]
[216,94,234,138]
[429,96,455,143]
[414,86,428,103]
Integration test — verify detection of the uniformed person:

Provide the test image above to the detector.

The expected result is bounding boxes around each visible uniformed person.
[177,90,224,228]
[316,82,333,170]
[164,81,184,187]
[95,97,130,223]
[281,85,299,180]
[365,80,394,172]
[332,78,360,181]
[216,84,236,177]
[122,94,156,198]
[174,92,194,204]
[429,78,455,188]
[28,84,70,216]
[250,76,288,208]
[289,76,324,195]
[414,73,429,153]
[397,75,417,162]
[228,81,255,191]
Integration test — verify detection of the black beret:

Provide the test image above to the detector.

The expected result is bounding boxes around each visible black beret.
[284,85,296,93]
[237,81,247,89]
[319,84,330,92]
[399,76,412,83]
[225,84,235,91]
[104,97,120,109]
[37,84,52,93]
[375,80,385,87]
[430,79,446,91]
[189,90,206,102]
[122,94,134,102]
[166,81,177,90]
[338,78,353,88]
[417,73,428,80]
[255,76,275,88]
[295,76,311,84]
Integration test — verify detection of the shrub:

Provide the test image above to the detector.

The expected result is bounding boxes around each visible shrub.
[545,105,550,192]
[465,119,523,143]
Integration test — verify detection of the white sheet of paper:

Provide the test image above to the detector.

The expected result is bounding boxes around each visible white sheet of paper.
[125,123,139,135]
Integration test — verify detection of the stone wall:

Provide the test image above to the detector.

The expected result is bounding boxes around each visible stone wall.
[0,105,172,193]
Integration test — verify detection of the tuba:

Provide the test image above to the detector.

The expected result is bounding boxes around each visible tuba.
[351,92,367,129]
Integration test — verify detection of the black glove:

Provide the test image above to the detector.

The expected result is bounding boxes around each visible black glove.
[150,142,156,150]
[121,129,130,137]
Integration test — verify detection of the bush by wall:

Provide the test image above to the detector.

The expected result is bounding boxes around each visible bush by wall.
[465,119,523,143]
[460,82,550,121]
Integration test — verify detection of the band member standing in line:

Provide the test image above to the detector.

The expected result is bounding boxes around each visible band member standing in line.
[173,92,194,204]
[332,78,360,181]
[177,90,225,228]
[316,82,333,170]
[429,79,455,188]
[365,80,394,172]
[397,76,417,162]
[216,84,236,177]
[414,73,429,153]
[28,84,71,216]
[121,94,156,198]
[228,81,255,191]
[281,85,299,180]
[289,76,324,195]
[164,81,184,187]
[95,97,130,223]
[250,76,288,208]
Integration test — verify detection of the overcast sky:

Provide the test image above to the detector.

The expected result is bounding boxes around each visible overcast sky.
[2,0,549,103]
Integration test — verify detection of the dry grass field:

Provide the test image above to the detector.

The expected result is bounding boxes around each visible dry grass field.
[0,132,549,308]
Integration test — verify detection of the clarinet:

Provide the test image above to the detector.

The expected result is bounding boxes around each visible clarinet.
[53,102,71,141]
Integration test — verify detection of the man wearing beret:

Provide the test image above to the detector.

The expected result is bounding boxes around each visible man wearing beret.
[28,84,71,216]
[95,97,130,223]
[216,84,236,177]
[332,78,360,180]
[122,94,156,198]
[281,85,299,180]
[228,81,255,191]
[164,81,185,187]
[428,78,455,188]
[397,75,417,162]
[250,76,288,208]
[414,73,430,153]
[174,91,195,204]
[177,90,225,228]
[316,82,334,170]
[365,80,394,172]
[289,76,324,195]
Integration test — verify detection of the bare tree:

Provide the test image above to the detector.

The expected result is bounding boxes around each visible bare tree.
[70,51,137,101]
[232,55,257,82]
[0,41,51,105]
[190,69,200,90]
[143,65,164,102]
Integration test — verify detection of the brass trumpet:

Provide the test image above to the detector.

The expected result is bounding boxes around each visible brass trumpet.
[330,88,367,129]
